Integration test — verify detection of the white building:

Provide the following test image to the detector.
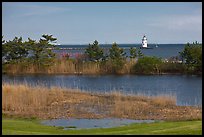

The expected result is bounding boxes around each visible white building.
[142,35,147,48]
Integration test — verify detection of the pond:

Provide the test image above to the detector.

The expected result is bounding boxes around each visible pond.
[2,74,202,106]
[41,118,156,129]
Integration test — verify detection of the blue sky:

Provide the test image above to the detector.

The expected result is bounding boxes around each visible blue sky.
[2,2,202,44]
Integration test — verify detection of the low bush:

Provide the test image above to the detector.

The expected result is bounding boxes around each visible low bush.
[133,56,162,74]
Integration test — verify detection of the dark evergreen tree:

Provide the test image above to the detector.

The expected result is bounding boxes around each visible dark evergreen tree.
[85,40,104,62]
[179,42,202,73]
[2,36,29,64]
[129,47,137,59]
[108,42,126,73]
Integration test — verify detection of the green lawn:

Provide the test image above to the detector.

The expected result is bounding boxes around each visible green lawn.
[2,118,202,135]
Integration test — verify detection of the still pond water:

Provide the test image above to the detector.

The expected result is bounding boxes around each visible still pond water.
[41,118,155,129]
[2,74,202,106]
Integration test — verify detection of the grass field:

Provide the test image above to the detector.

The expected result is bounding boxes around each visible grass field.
[2,117,202,135]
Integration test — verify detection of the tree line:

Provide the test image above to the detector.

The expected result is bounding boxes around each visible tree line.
[2,35,57,69]
[2,35,202,75]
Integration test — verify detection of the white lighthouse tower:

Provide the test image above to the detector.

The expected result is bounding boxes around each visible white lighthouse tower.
[142,35,148,48]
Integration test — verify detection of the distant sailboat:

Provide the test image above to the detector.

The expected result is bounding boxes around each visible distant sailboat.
[155,44,158,48]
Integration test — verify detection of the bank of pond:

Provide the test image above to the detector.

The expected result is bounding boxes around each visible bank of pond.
[2,75,202,135]
[2,116,202,135]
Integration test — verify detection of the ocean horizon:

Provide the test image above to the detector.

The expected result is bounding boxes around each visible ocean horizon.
[53,44,186,59]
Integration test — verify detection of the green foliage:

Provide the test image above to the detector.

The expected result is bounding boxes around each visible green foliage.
[2,37,29,64]
[109,42,126,60]
[108,42,126,73]
[41,34,57,42]
[134,56,162,74]
[179,42,202,73]
[138,49,144,58]
[2,34,57,72]
[2,36,5,43]
[85,40,104,62]
[2,36,6,58]
[26,34,57,67]
[2,35,202,75]
[129,47,137,59]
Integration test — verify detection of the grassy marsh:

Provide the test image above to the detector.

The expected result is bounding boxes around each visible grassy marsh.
[2,83,202,121]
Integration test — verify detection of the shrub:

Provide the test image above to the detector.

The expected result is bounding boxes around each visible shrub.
[133,56,162,74]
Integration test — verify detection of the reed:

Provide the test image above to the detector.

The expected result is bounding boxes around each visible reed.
[3,59,136,74]
[2,83,63,116]
[48,59,76,74]
[150,95,177,107]
[109,92,177,119]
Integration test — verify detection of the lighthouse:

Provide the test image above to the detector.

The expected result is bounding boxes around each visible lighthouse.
[142,35,147,48]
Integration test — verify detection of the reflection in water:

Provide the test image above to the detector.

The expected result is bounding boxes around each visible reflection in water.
[2,74,202,106]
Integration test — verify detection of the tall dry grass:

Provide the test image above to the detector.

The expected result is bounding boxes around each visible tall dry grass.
[2,83,201,120]
[2,83,64,115]
[4,59,136,74]
[4,59,102,74]
[2,83,101,119]
[109,91,177,119]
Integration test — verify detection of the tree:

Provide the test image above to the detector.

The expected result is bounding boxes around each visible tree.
[129,47,137,59]
[2,36,29,64]
[2,36,7,64]
[179,42,202,73]
[25,34,57,67]
[108,42,126,73]
[2,36,6,58]
[109,42,126,60]
[85,40,104,62]
[138,48,144,58]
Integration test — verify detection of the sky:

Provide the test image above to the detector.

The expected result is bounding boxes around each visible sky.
[2,2,202,44]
